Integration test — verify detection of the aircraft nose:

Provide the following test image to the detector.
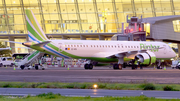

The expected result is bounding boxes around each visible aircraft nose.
[172,51,176,57]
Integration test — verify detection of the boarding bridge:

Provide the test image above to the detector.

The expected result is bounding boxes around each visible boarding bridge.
[16,50,44,70]
[111,15,146,41]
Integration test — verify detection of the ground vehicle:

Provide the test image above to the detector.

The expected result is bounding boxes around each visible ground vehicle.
[171,60,180,69]
[0,57,14,67]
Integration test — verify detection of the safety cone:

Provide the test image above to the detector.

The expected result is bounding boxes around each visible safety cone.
[154,65,156,70]
[164,66,166,70]
[67,67,69,70]
[13,66,16,70]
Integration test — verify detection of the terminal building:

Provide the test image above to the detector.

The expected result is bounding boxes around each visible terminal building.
[0,0,180,54]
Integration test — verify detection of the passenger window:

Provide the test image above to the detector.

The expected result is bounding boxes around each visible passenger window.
[71,45,73,47]
[94,45,95,47]
[122,46,123,48]
[112,45,113,48]
[137,46,139,48]
[108,45,110,47]
[128,46,130,48]
[83,45,85,47]
[106,45,107,47]
[102,45,104,47]
[74,45,76,47]
[68,45,70,47]
[86,45,88,47]
[97,45,98,47]
[77,45,79,47]
[134,46,136,48]
[125,46,127,48]
[91,45,92,47]
[100,45,101,47]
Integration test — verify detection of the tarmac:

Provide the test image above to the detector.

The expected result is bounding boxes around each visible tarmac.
[0,66,180,83]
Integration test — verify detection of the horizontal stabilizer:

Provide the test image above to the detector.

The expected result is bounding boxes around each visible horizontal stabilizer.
[22,41,51,47]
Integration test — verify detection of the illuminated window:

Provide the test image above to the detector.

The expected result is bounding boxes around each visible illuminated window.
[173,20,180,32]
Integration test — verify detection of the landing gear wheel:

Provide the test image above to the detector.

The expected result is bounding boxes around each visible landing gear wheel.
[35,65,39,70]
[113,64,119,70]
[123,63,127,68]
[132,65,137,70]
[0,63,2,67]
[119,64,122,70]
[20,65,25,70]
[140,65,143,69]
[88,64,93,70]
[84,64,89,69]
[157,66,161,69]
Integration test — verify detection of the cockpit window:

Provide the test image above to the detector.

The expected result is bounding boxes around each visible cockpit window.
[168,45,171,49]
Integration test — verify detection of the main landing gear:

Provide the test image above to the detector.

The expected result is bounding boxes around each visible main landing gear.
[84,63,93,70]
[113,64,122,70]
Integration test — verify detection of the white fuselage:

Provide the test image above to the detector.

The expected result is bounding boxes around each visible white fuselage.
[49,40,176,60]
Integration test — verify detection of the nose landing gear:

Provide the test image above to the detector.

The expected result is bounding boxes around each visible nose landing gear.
[84,63,93,70]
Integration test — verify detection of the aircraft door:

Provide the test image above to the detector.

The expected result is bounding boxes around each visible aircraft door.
[58,43,63,52]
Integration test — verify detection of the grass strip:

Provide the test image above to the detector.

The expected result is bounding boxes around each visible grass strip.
[0,81,180,91]
[0,93,179,101]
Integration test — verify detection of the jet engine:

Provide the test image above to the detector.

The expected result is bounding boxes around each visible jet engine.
[135,51,156,66]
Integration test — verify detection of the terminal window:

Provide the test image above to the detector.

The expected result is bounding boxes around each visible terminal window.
[173,20,180,32]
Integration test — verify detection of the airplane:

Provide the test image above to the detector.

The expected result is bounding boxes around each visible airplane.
[22,9,176,70]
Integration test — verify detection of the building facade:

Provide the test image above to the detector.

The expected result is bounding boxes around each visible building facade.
[0,0,180,53]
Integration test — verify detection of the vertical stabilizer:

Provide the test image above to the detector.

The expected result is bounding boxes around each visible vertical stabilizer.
[25,9,48,41]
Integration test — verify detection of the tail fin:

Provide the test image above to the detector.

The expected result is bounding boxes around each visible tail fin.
[25,9,48,41]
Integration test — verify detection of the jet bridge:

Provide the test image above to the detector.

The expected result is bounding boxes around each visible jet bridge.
[16,50,45,70]
[111,15,146,41]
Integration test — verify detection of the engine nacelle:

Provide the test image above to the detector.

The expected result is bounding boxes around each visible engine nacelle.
[135,51,156,65]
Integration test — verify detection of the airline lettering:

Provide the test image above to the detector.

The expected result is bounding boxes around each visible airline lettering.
[140,43,160,52]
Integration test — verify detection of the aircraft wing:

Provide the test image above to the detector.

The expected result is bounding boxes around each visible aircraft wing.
[97,46,164,59]
[93,49,148,59]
